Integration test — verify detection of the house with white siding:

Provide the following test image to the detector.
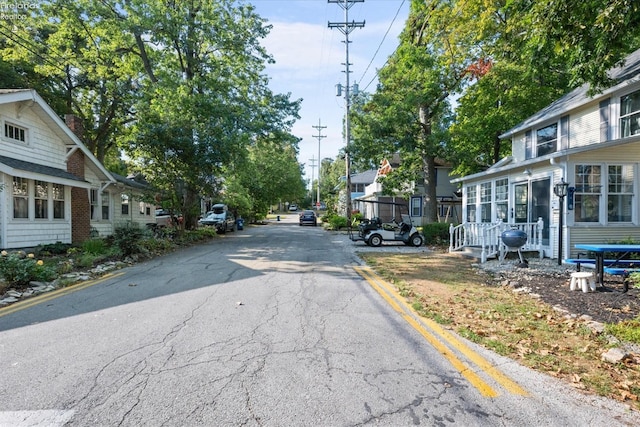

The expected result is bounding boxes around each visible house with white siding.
[450,49,640,262]
[0,89,155,249]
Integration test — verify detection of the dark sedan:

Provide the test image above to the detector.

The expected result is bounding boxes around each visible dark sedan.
[299,210,317,226]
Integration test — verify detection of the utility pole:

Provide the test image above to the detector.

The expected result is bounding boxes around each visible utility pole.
[312,119,326,211]
[329,0,364,223]
[308,156,317,207]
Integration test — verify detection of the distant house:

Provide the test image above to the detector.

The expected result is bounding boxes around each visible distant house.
[0,89,155,249]
[352,155,460,225]
[450,48,640,262]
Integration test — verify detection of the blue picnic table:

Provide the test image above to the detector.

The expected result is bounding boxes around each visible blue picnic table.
[574,243,640,287]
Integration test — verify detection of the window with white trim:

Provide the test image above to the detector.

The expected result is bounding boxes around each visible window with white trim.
[4,122,26,143]
[102,191,110,220]
[35,180,48,219]
[13,177,28,219]
[607,165,633,222]
[574,165,601,223]
[480,182,492,222]
[410,196,422,217]
[495,179,508,221]
[621,90,640,138]
[121,194,129,215]
[536,123,557,156]
[466,185,477,222]
[52,183,65,219]
[90,189,99,220]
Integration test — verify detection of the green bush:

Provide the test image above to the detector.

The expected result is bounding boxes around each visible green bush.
[36,241,73,256]
[112,222,146,257]
[325,214,348,230]
[0,251,57,287]
[81,238,109,255]
[140,237,175,253]
[421,222,451,245]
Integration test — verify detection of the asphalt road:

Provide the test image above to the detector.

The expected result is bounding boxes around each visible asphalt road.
[1,214,639,426]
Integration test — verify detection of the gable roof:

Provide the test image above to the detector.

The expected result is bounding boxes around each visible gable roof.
[0,89,115,183]
[351,169,378,184]
[500,48,640,139]
[111,172,151,191]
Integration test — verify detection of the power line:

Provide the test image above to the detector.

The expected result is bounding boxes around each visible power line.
[360,0,406,92]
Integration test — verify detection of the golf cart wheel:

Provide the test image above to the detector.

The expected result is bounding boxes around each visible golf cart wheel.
[369,234,383,247]
[410,233,424,247]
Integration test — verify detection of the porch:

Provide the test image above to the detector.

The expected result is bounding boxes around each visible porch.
[449,218,545,263]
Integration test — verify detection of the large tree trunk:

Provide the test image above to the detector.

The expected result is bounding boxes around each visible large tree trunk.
[419,104,438,224]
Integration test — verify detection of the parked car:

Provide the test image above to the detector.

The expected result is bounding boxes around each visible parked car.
[155,209,182,227]
[289,204,298,212]
[199,204,236,233]
[299,210,317,226]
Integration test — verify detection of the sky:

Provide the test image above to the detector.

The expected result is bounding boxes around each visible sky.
[249,0,410,191]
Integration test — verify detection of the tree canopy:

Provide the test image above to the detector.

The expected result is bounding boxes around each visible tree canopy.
[0,0,303,225]
[351,0,640,187]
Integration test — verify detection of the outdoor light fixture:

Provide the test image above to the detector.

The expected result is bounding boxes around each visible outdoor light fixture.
[554,178,569,198]
[553,178,569,265]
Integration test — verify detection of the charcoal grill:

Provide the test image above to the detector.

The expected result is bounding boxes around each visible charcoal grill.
[500,229,528,265]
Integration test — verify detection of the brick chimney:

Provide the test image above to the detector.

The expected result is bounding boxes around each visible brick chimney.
[65,114,84,139]
[65,114,91,244]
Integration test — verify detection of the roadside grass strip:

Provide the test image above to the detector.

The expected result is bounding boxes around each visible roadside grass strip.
[353,265,528,398]
[0,272,125,317]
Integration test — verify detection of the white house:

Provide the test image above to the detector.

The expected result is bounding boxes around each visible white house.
[0,89,155,249]
[450,49,640,262]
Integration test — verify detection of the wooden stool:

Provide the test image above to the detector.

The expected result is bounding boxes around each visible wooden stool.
[570,272,595,292]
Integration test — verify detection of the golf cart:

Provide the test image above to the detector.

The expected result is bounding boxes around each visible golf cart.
[349,200,424,247]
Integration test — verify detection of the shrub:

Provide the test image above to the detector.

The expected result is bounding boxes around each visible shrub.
[36,241,72,256]
[421,222,451,245]
[81,238,108,255]
[112,222,146,257]
[0,251,56,287]
[325,214,348,230]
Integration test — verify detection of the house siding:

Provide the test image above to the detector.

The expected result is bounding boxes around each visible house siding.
[0,105,68,169]
[112,192,154,228]
[569,105,599,148]
[568,228,640,258]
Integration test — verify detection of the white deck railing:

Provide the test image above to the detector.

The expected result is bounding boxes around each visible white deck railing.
[449,218,544,263]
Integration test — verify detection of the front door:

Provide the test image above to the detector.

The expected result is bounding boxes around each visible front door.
[514,178,550,245]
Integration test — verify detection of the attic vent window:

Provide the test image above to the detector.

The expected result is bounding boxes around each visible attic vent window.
[4,122,26,143]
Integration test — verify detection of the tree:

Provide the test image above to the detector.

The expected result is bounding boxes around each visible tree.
[230,132,306,219]
[525,0,640,92]
[351,0,470,223]
[0,0,141,163]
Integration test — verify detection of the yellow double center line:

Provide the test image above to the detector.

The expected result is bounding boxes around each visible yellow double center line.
[0,272,125,318]
[354,265,527,398]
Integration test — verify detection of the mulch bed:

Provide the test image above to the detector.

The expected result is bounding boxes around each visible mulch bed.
[492,269,640,324]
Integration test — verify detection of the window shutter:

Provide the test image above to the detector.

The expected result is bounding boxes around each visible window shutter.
[525,130,532,159]
[599,98,610,142]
